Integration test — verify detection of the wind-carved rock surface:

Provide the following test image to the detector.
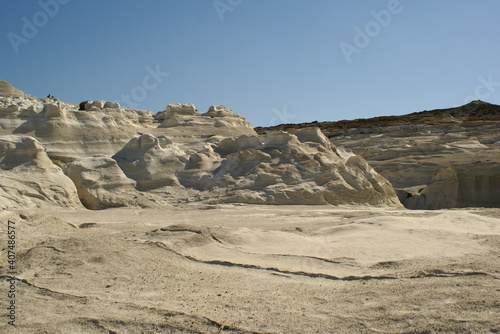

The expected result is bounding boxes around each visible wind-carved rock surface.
[65,156,137,209]
[0,80,402,209]
[0,80,25,97]
[205,128,399,206]
[154,103,257,145]
[1,95,154,162]
[112,134,186,189]
[159,103,253,129]
[0,135,82,209]
[108,128,401,207]
[258,100,500,209]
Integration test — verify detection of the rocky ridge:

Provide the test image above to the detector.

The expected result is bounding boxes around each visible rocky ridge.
[257,100,500,209]
[0,80,400,210]
[0,80,24,97]
[0,135,82,209]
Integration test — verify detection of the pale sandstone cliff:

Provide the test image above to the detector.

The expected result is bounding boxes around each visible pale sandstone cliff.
[0,80,401,209]
[257,100,500,209]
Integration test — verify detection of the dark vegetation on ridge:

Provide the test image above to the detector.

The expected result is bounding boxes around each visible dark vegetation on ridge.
[255,100,500,135]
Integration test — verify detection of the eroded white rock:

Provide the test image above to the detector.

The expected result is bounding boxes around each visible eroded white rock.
[0,135,82,209]
[108,130,401,207]
[66,155,137,209]
[0,80,24,97]
[112,134,186,189]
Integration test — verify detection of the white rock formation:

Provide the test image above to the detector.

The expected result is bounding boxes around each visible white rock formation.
[65,155,137,209]
[1,97,154,161]
[112,134,187,189]
[108,128,401,207]
[204,128,400,206]
[1,87,256,162]
[266,101,500,209]
[166,103,197,115]
[0,135,82,209]
[0,80,403,209]
[159,104,254,130]
[0,80,24,97]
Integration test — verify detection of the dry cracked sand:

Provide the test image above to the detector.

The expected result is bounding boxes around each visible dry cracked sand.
[1,205,499,333]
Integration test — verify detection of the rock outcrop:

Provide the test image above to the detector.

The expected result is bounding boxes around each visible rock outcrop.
[258,101,500,209]
[155,104,257,142]
[405,163,500,209]
[204,128,400,206]
[65,156,137,209]
[109,129,401,207]
[0,80,403,209]
[79,100,121,110]
[1,85,255,161]
[112,134,187,189]
[0,80,24,97]
[159,103,252,129]
[0,135,82,209]
[1,94,154,161]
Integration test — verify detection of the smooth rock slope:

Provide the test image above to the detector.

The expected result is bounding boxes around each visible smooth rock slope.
[0,135,82,209]
[0,79,24,97]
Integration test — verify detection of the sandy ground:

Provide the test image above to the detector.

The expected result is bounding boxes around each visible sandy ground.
[1,205,499,333]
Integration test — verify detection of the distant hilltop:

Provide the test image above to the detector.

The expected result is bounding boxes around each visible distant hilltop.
[256,100,500,133]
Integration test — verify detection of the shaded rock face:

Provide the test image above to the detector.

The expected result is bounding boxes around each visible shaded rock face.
[258,101,500,209]
[0,135,82,209]
[1,97,154,161]
[160,104,254,129]
[404,164,500,209]
[0,80,24,97]
[112,134,186,190]
[0,81,402,209]
[65,156,137,209]
[112,129,401,207]
[204,129,400,206]
[80,100,121,110]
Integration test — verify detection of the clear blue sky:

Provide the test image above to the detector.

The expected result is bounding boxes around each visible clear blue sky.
[2,0,500,126]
